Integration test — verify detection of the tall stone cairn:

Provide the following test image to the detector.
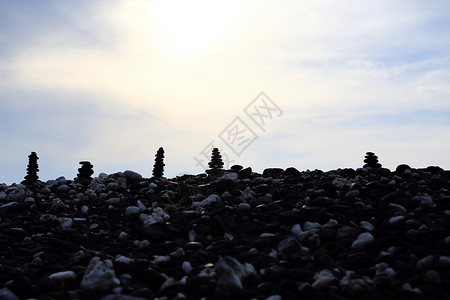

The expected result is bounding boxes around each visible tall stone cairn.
[363,152,382,169]
[22,151,39,186]
[208,148,224,177]
[152,147,165,178]
[77,161,94,183]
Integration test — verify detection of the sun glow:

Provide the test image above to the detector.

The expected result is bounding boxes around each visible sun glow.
[146,0,238,55]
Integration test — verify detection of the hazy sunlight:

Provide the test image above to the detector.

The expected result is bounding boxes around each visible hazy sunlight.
[146,0,238,55]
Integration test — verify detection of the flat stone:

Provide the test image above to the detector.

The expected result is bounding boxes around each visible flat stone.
[49,271,76,281]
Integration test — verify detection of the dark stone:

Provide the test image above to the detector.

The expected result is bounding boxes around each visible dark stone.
[8,276,35,298]
[298,284,326,300]
[130,288,155,299]
[277,210,303,224]
[230,165,243,171]
[396,164,411,173]
[262,168,284,178]
[251,235,280,249]
[426,166,444,173]
[284,167,301,177]
[313,249,335,268]
[139,223,167,241]
[238,167,252,178]
[185,241,204,251]
[213,179,237,193]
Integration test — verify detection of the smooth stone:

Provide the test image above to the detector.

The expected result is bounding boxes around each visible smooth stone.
[125,206,140,217]
[336,225,358,239]
[80,257,120,291]
[360,221,374,231]
[123,170,143,184]
[351,232,374,249]
[277,236,301,255]
[389,216,405,224]
[49,271,76,281]
[263,168,284,178]
[416,255,434,271]
[396,164,411,173]
[0,288,19,300]
[283,167,301,177]
[7,188,26,202]
[345,190,360,198]
[56,184,70,193]
[238,167,252,178]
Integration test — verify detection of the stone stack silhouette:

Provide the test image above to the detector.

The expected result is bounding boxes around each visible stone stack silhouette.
[22,151,39,186]
[152,147,165,178]
[76,161,94,184]
[207,148,224,177]
[363,151,382,169]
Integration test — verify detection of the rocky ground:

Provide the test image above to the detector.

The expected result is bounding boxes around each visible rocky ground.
[1,165,450,300]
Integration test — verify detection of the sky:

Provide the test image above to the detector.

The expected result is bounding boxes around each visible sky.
[1,0,449,184]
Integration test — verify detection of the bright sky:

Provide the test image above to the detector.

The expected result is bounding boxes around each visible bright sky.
[1,0,449,184]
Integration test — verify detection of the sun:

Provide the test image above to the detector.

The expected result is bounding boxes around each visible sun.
[146,0,238,55]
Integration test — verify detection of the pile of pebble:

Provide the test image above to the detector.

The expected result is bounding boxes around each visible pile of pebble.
[1,164,450,299]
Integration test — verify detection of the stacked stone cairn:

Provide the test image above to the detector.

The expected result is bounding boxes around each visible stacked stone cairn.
[152,147,165,178]
[363,151,382,169]
[76,161,94,184]
[207,148,224,177]
[22,151,39,186]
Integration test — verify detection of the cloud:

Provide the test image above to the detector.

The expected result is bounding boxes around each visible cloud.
[1,0,449,183]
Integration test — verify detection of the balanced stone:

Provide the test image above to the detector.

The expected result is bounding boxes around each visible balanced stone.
[363,152,382,169]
